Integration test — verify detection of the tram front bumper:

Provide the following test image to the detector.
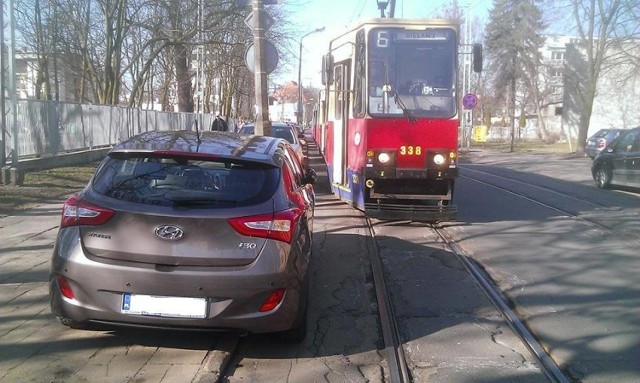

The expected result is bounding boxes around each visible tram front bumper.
[365,202,457,223]
[365,168,459,180]
[362,168,457,222]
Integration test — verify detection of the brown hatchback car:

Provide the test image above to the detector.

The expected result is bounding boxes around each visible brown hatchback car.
[49,130,316,341]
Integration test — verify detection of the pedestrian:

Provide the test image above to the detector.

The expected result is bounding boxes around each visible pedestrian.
[211,111,228,132]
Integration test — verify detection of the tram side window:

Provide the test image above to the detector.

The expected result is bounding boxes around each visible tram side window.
[353,29,366,118]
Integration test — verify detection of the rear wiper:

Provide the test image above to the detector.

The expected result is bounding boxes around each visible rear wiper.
[171,198,239,207]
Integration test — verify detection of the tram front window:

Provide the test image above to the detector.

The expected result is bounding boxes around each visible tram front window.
[368,28,457,119]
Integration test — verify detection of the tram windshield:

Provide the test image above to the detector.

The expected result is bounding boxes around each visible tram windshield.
[368,27,457,119]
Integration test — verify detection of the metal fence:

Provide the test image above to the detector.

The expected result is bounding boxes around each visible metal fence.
[3,100,224,161]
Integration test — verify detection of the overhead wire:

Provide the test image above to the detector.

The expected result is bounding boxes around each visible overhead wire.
[349,0,368,24]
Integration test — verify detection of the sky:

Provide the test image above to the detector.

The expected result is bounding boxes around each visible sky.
[272,0,493,88]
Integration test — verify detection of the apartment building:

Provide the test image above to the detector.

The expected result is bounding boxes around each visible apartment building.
[539,34,640,140]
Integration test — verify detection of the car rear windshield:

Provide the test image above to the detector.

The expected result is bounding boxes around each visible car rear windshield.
[271,127,295,143]
[592,129,611,138]
[91,153,280,208]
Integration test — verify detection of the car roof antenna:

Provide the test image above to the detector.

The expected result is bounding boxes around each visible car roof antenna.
[194,117,202,144]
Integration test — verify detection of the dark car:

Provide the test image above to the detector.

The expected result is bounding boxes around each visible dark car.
[585,128,623,159]
[591,127,640,189]
[49,130,316,341]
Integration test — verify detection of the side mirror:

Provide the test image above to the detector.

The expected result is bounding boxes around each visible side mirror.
[303,168,317,185]
[473,44,483,73]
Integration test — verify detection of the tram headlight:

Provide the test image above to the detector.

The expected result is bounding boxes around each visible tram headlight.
[433,153,446,165]
[378,152,391,164]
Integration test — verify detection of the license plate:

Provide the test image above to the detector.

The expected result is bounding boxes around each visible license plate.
[122,293,207,318]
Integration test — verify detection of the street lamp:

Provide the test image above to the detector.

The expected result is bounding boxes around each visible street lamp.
[297,26,325,126]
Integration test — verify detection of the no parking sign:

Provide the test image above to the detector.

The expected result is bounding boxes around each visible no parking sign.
[463,93,477,109]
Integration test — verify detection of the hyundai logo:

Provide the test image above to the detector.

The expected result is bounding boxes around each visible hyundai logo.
[155,225,184,241]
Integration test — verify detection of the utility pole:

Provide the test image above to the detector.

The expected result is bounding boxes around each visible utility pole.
[252,0,271,136]
[5,0,22,184]
[1,0,6,168]
[195,0,204,132]
[389,0,396,18]
[462,5,473,152]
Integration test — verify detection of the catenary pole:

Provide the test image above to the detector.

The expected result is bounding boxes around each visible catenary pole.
[0,0,6,168]
[8,0,18,168]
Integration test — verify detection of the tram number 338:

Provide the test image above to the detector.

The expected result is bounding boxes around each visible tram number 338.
[400,146,422,155]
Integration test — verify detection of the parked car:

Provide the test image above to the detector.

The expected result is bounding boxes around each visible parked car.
[239,122,307,168]
[49,130,317,341]
[591,127,640,189]
[286,121,304,136]
[585,128,623,159]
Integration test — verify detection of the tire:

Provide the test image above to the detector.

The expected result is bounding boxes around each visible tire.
[594,166,611,189]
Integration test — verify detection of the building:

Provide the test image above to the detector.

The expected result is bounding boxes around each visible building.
[562,39,640,137]
[14,52,81,102]
[538,35,640,140]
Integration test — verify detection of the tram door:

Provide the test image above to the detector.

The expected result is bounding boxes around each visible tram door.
[332,62,350,186]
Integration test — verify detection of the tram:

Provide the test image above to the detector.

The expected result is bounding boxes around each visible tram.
[313,18,481,222]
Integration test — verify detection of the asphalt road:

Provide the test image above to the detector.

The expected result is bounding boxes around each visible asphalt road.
[1,148,637,383]
[450,151,640,382]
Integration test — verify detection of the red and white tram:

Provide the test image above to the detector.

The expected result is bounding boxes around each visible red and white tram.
[313,18,481,222]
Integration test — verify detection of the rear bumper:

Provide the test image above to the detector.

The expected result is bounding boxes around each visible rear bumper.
[49,238,306,334]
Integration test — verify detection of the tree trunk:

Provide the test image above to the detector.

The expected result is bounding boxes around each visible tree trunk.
[174,43,193,112]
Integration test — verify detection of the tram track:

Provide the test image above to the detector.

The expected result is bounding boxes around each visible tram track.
[365,210,575,383]
[365,217,412,383]
[461,166,609,213]
[366,212,572,383]
[460,166,640,243]
[201,162,628,383]
[433,226,570,383]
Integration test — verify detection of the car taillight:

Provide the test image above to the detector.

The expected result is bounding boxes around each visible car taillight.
[60,194,116,228]
[259,288,286,312]
[227,209,302,244]
[56,274,75,299]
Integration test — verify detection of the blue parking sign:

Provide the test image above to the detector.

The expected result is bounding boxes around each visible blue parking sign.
[463,93,477,109]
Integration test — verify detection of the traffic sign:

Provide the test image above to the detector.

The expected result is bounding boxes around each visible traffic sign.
[244,41,279,74]
[243,11,275,31]
[463,93,477,109]
[237,0,280,6]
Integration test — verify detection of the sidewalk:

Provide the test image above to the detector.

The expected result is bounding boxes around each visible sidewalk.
[0,131,338,383]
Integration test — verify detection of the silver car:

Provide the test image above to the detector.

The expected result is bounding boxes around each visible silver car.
[239,122,308,168]
[49,130,316,341]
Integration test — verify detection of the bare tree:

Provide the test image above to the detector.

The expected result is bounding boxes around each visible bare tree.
[15,0,296,117]
[556,0,639,153]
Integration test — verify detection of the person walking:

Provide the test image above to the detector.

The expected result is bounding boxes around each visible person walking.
[211,111,228,132]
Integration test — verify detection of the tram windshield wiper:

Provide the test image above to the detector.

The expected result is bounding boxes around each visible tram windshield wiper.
[393,93,417,124]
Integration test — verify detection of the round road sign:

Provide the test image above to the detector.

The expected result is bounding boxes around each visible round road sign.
[463,93,477,109]
[244,41,279,74]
